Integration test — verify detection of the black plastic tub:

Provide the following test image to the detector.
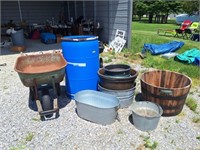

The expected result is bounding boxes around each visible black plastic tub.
[98,68,138,90]
[104,64,131,77]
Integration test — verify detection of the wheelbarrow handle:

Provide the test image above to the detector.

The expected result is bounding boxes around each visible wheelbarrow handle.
[39,108,59,116]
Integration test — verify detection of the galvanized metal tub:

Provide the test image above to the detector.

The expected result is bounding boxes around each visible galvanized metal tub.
[98,83,135,108]
[131,101,163,131]
[74,90,119,125]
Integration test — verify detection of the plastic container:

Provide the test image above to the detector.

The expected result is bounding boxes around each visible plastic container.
[74,90,119,125]
[62,35,99,98]
[131,101,163,131]
[41,33,56,44]
[104,64,131,77]
[11,46,26,52]
[11,29,25,46]
[98,68,138,90]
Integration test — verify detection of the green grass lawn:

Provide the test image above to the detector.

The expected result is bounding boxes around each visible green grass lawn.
[126,21,200,85]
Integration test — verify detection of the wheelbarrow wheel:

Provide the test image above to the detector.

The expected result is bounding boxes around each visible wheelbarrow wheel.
[41,95,53,118]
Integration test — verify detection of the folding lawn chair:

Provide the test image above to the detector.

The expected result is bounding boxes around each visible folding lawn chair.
[183,28,193,39]
[157,29,176,36]
[180,20,192,30]
[189,22,199,32]
[191,34,200,41]
[174,29,185,38]
[174,20,192,38]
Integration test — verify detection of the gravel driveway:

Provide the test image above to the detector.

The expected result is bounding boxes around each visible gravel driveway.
[0,50,200,150]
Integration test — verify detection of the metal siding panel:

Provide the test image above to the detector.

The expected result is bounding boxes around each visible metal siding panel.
[96,8,108,15]
[110,24,128,31]
[1,1,61,25]
[115,10,128,16]
[109,17,128,24]
[76,1,83,18]
[108,0,130,47]
[69,1,76,19]
[118,0,129,3]
[1,1,20,24]
[95,1,109,42]
[84,1,94,19]
[64,1,70,20]
[95,0,130,44]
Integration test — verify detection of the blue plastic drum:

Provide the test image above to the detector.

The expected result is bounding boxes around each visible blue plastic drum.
[62,35,99,98]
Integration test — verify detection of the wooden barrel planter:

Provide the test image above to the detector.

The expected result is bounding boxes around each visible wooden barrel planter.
[140,70,192,116]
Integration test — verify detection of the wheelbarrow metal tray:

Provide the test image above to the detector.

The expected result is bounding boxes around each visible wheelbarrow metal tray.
[14,52,67,87]
[74,90,119,125]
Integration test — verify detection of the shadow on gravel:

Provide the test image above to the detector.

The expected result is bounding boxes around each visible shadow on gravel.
[135,92,144,102]
[128,92,144,126]
[28,85,71,112]
[128,114,134,125]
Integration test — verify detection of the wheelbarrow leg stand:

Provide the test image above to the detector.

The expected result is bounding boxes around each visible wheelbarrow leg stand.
[52,76,60,118]
[33,78,60,120]
[33,80,44,120]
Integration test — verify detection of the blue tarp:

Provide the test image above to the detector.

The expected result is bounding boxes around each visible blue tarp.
[41,32,56,43]
[175,48,200,66]
[142,41,184,55]
[194,57,200,66]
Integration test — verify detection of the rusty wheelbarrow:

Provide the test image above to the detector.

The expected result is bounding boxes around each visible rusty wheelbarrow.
[14,51,67,120]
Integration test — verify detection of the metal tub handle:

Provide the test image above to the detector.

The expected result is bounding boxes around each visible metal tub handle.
[160,89,173,96]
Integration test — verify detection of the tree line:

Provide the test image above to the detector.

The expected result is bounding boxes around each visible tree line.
[133,0,199,23]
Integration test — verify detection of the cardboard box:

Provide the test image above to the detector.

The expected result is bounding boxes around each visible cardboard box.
[56,34,62,43]
[11,46,26,52]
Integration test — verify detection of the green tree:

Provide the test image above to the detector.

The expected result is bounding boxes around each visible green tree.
[181,1,199,15]
[144,1,156,23]
[155,0,182,23]
[133,0,183,23]
[133,0,148,21]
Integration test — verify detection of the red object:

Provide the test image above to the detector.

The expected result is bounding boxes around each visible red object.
[180,20,192,30]
[174,20,192,37]
[31,30,40,39]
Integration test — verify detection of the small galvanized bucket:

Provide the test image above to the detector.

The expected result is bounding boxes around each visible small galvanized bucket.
[131,101,163,131]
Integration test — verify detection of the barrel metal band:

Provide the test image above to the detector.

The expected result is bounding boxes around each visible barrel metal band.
[160,104,184,109]
[141,87,188,100]
[61,36,98,42]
